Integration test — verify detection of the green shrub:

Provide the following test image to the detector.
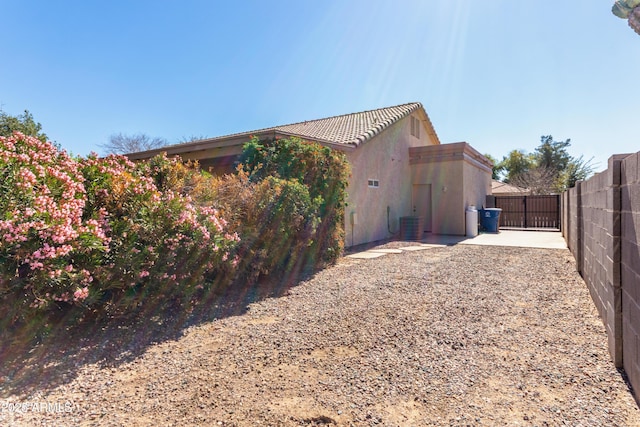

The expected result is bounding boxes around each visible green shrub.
[0,132,109,317]
[0,133,238,323]
[79,153,239,310]
[0,131,348,327]
[239,136,350,266]
[207,169,319,281]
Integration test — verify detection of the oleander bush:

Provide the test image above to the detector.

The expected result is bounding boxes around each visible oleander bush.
[0,132,349,327]
[0,132,238,324]
[156,136,350,281]
[79,152,239,310]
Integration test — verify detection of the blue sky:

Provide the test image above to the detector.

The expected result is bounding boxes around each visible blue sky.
[1,0,638,173]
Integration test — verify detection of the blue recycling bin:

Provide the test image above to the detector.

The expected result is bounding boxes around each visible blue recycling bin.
[479,208,502,232]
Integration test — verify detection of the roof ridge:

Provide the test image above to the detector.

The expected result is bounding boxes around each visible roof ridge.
[273,102,422,130]
[130,102,427,155]
[274,102,423,146]
[354,102,422,145]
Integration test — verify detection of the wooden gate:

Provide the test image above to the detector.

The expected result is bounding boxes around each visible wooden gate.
[495,195,560,229]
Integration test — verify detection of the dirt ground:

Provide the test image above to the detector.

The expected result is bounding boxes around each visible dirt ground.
[1,243,639,426]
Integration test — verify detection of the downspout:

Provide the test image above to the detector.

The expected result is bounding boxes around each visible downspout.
[387,206,396,235]
[350,211,357,247]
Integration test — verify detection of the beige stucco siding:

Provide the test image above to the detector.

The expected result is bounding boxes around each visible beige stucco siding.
[344,114,438,247]
[411,159,465,235]
[410,142,492,236]
[463,157,492,212]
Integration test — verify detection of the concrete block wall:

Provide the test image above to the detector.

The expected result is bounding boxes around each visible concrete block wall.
[563,152,640,392]
[621,152,640,392]
[563,185,581,265]
[561,191,569,246]
[579,159,622,366]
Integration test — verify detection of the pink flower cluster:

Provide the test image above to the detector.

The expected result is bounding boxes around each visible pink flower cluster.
[1,135,239,314]
[73,287,89,301]
[1,132,110,308]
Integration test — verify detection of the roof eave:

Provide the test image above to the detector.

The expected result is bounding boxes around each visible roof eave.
[415,106,441,145]
[125,129,357,161]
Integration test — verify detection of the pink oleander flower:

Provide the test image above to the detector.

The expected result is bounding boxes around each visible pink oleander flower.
[73,287,89,301]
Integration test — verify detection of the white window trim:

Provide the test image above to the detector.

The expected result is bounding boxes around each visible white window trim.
[368,179,380,188]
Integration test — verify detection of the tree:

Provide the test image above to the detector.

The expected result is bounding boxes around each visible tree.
[534,135,571,174]
[509,166,557,195]
[0,109,48,142]
[177,134,209,144]
[484,154,503,180]
[498,150,535,183]
[532,135,594,192]
[101,133,168,155]
[560,154,595,189]
[497,135,594,194]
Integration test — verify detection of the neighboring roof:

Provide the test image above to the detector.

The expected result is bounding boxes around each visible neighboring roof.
[491,179,530,195]
[127,102,440,160]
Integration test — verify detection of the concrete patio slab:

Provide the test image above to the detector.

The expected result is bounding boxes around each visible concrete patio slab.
[419,230,567,250]
[369,249,404,254]
[460,230,566,249]
[398,246,431,251]
[346,251,388,259]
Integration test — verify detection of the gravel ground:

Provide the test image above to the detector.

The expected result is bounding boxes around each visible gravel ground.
[1,243,639,426]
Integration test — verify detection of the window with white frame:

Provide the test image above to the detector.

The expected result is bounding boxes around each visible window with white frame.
[368,179,380,188]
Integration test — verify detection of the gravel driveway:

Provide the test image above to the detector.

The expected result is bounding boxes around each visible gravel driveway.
[2,242,639,426]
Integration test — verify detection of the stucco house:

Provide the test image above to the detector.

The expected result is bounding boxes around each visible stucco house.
[126,102,492,247]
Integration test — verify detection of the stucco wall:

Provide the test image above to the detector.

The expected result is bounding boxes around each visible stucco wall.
[411,160,464,235]
[344,113,437,247]
[463,159,493,217]
[410,143,492,236]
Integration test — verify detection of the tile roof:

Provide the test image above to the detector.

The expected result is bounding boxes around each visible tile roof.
[127,102,437,159]
[268,102,423,146]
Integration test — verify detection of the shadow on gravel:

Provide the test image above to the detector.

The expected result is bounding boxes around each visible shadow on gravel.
[0,268,315,398]
[618,367,640,406]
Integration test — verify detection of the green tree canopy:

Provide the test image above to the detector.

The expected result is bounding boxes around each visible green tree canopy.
[496,135,594,194]
[535,135,572,173]
[498,150,535,183]
[0,110,47,142]
[483,153,503,180]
